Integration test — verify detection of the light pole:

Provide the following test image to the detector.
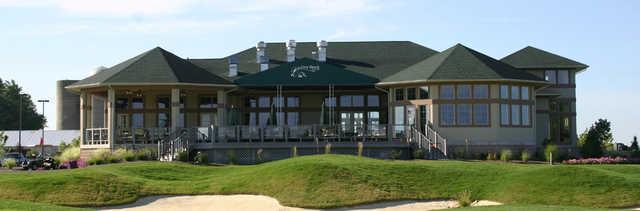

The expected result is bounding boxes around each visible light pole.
[37,99,49,157]
[18,93,23,155]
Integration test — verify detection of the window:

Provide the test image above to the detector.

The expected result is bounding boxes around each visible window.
[522,105,530,126]
[199,96,217,108]
[340,95,352,107]
[457,104,472,125]
[177,113,185,128]
[132,113,144,128]
[457,85,471,99]
[419,86,430,99]
[132,98,144,109]
[473,104,489,125]
[276,112,285,126]
[157,97,170,109]
[179,97,185,109]
[324,97,336,107]
[116,98,128,109]
[473,85,489,99]
[440,85,455,99]
[258,96,270,108]
[287,97,300,107]
[157,113,169,127]
[246,97,257,108]
[395,88,405,101]
[248,112,257,126]
[394,106,405,125]
[559,102,571,112]
[407,88,417,100]
[367,95,380,107]
[500,85,509,99]
[287,112,299,125]
[545,70,557,84]
[511,86,520,100]
[368,112,380,126]
[521,86,530,100]
[500,104,509,125]
[352,95,364,107]
[558,70,569,84]
[440,104,455,126]
[258,112,270,126]
[200,113,216,127]
[274,96,284,108]
[560,117,571,143]
[511,104,521,125]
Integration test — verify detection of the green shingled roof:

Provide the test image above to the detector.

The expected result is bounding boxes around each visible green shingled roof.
[69,47,231,89]
[235,58,379,87]
[501,46,588,70]
[189,41,438,81]
[382,44,546,83]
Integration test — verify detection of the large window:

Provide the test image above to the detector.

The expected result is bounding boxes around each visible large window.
[132,113,144,128]
[440,104,455,125]
[287,97,300,107]
[500,85,509,99]
[545,70,557,84]
[407,88,417,100]
[521,86,530,100]
[473,104,489,125]
[367,95,379,107]
[500,104,510,125]
[511,104,521,125]
[324,97,336,107]
[287,112,299,125]
[473,85,489,99]
[522,105,531,126]
[440,85,455,99]
[395,88,405,101]
[340,95,364,107]
[511,86,520,100]
[394,106,405,125]
[258,96,270,108]
[158,113,169,127]
[132,98,144,109]
[558,70,569,84]
[457,85,472,99]
[456,104,472,125]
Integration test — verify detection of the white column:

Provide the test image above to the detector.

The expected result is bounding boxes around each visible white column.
[79,92,87,146]
[171,88,180,131]
[217,90,226,126]
[107,88,116,149]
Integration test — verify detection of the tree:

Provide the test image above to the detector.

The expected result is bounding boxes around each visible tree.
[0,77,46,130]
[630,136,639,152]
[580,119,613,158]
[0,131,6,158]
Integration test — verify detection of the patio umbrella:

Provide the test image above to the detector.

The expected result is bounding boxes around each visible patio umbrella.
[227,106,238,126]
[268,101,277,126]
[320,101,325,125]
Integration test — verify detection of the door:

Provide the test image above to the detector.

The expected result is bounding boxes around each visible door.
[419,105,430,134]
[340,112,364,135]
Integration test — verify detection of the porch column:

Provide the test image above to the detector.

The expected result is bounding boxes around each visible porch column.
[171,88,180,131]
[107,88,116,149]
[79,92,88,146]
[387,88,394,142]
[217,90,226,126]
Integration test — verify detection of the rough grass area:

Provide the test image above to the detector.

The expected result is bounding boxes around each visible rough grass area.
[0,199,91,210]
[451,204,617,210]
[0,155,639,209]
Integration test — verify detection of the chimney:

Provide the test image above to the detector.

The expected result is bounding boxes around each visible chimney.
[228,56,238,77]
[317,40,328,62]
[256,41,266,64]
[286,39,296,62]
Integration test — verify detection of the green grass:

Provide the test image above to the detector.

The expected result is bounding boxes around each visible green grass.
[451,204,617,211]
[0,154,639,209]
[0,199,91,211]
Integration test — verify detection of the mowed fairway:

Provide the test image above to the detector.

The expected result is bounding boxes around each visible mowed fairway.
[0,155,639,209]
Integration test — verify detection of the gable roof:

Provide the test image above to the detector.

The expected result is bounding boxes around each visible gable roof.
[234,58,379,87]
[68,47,232,89]
[501,46,588,70]
[189,41,438,81]
[382,44,546,84]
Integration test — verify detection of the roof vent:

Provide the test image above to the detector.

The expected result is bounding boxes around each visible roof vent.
[317,40,327,62]
[259,55,269,71]
[286,39,296,62]
[228,56,238,77]
[256,41,266,64]
[92,66,107,75]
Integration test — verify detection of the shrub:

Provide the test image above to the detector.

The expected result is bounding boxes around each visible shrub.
[413,148,425,159]
[456,189,473,207]
[563,156,628,165]
[324,143,332,154]
[2,158,17,169]
[521,150,530,163]
[389,149,402,160]
[226,150,237,164]
[357,142,364,157]
[88,149,112,165]
[500,149,512,162]
[453,148,465,159]
[486,152,497,161]
[545,144,558,162]
[135,148,157,161]
[292,146,298,158]
[177,151,189,162]
[256,149,264,163]
[194,151,208,165]
[114,149,136,162]
[59,147,80,162]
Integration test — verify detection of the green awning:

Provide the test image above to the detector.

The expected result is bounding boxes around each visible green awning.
[234,58,379,87]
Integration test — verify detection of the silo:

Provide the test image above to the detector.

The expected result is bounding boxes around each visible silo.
[56,80,80,130]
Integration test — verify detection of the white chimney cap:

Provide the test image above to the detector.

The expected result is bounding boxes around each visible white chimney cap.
[92,66,107,75]
[257,41,266,48]
[317,40,328,47]
[286,40,296,48]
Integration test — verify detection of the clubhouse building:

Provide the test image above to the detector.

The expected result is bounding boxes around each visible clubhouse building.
[62,40,587,163]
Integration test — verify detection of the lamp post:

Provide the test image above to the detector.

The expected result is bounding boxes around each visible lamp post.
[18,93,23,155]
[37,99,49,157]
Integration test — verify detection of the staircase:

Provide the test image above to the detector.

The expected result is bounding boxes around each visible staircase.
[158,129,194,161]
[407,126,447,160]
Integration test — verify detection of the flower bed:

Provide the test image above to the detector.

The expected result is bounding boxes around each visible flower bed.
[562,157,627,165]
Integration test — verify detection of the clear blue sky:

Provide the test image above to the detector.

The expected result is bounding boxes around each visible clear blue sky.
[0,0,638,144]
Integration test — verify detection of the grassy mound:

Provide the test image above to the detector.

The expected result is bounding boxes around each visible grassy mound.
[0,155,639,209]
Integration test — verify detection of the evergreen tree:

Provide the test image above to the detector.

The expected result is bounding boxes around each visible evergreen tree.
[0,78,46,130]
[580,119,613,158]
[630,136,639,152]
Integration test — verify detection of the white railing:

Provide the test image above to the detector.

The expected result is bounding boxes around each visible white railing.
[408,126,447,157]
[84,128,109,146]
